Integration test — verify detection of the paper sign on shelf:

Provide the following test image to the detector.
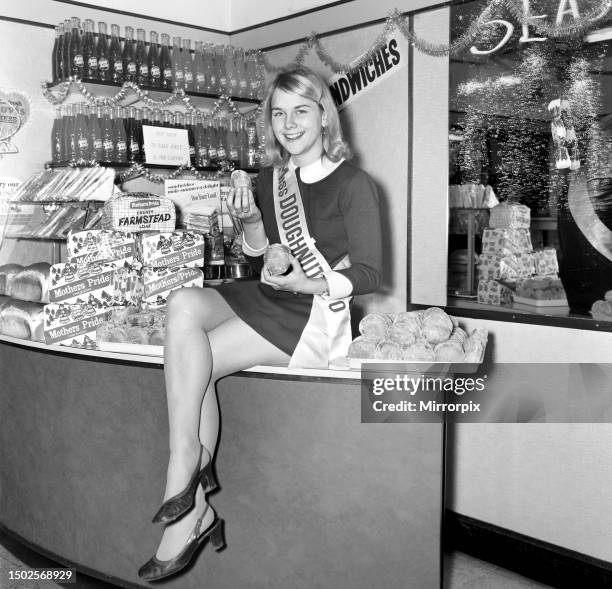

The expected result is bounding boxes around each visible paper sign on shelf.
[142,125,190,166]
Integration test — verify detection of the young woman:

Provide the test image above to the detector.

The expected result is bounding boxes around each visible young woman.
[138,65,383,581]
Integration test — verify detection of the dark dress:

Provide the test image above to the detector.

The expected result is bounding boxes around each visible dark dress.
[214,161,383,355]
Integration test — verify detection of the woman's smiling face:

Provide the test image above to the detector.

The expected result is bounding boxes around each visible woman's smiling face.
[270,88,324,167]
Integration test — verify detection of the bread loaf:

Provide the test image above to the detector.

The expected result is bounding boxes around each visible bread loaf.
[8,263,51,303]
[0,264,23,296]
[0,299,45,341]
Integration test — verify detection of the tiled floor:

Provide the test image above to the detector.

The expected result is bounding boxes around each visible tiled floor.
[0,529,553,589]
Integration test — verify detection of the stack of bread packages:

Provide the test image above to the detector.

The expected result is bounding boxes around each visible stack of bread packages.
[347,307,487,363]
[43,229,140,348]
[477,202,566,305]
[0,262,51,342]
[96,193,205,348]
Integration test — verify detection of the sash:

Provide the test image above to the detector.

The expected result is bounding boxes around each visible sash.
[273,165,352,369]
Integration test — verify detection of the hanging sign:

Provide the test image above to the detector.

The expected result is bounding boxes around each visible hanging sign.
[142,125,190,166]
[327,33,409,111]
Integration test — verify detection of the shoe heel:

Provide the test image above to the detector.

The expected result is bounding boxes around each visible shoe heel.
[200,460,219,493]
[208,518,226,551]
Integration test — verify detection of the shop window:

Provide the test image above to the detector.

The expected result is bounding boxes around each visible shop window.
[449,0,612,323]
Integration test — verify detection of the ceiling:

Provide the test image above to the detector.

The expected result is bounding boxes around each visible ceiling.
[70,0,341,32]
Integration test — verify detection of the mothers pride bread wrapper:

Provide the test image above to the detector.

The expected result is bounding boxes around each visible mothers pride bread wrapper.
[142,266,203,308]
[67,230,137,266]
[477,252,535,282]
[43,302,112,348]
[533,247,559,276]
[101,193,176,232]
[49,262,142,307]
[482,228,533,256]
[477,279,513,306]
[138,231,205,268]
[488,202,531,229]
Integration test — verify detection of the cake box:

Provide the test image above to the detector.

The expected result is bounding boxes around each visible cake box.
[43,302,112,348]
[138,231,205,268]
[66,230,137,267]
[142,266,204,307]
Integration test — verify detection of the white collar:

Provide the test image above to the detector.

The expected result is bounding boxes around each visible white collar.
[288,157,344,184]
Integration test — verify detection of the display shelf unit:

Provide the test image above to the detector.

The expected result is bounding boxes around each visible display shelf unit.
[46,160,260,174]
[46,78,262,106]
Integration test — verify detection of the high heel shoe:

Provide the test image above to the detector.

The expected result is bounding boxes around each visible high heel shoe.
[152,446,218,525]
[138,505,225,582]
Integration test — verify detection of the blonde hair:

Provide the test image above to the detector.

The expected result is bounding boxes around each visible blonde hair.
[262,66,351,167]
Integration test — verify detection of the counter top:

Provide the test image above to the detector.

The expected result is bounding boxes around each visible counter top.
[0,334,362,382]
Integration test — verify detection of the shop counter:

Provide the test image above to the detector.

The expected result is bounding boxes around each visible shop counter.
[0,335,444,589]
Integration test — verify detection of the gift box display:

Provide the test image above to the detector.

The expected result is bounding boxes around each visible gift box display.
[477,252,535,282]
[482,228,533,256]
[477,280,513,306]
[49,262,116,305]
[533,247,559,276]
[142,266,204,307]
[488,202,531,229]
[66,230,137,267]
[138,231,205,269]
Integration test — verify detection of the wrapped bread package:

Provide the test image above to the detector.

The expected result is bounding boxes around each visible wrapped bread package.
[66,230,137,266]
[142,266,203,308]
[96,306,166,346]
[48,262,142,307]
[43,302,112,348]
[101,193,176,232]
[477,279,513,306]
[0,264,23,296]
[488,202,531,229]
[8,263,51,303]
[482,228,533,256]
[477,252,535,282]
[138,231,205,268]
[533,248,559,276]
[0,298,45,341]
[515,276,566,300]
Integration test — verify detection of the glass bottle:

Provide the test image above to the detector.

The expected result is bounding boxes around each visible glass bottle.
[83,19,98,80]
[203,43,216,93]
[246,119,258,167]
[160,33,172,89]
[113,106,128,162]
[97,22,110,82]
[193,41,205,93]
[234,47,247,98]
[224,46,237,97]
[162,110,173,128]
[69,17,84,78]
[172,37,184,90]
[206,116,218,168]
[52,25,60,82]
[75,103,91,161]
[136,108,145,162]
[215,45,227,94]
[183,38,194,92]
[152,108,162,127]
[51,107,63,162]
[216,116,228,168]
[109,24,124,83]
[123,26,137,83]
[60,104,71,160]
[55,23,65,81]
[147,31,160,88]
[66,104,78,162]
[101,107,114,162]
[238,116,249,167]
[126,107,140,162]
[92,106,104,161]
[62,19,71,80]
[135,28,148,87]
[227,115,240,169]
[193,114,208,167]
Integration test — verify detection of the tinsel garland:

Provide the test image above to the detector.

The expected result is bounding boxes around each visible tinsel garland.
[42,78,263,122]
[261,1,612,74]
[118,162,225,184]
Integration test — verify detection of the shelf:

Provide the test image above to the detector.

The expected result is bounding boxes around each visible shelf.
[46,78,261,105]
[45,161,260,174]
[4,234,67,241]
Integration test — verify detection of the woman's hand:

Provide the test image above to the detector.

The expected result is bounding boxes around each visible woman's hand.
[226,186,262,225]
[261,253,311,293]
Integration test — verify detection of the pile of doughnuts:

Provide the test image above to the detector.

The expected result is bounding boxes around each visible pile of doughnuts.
[348,307,487,362]
[96,307,165,346]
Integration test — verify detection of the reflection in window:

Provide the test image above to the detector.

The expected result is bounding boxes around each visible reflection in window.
[448,0,612,320]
